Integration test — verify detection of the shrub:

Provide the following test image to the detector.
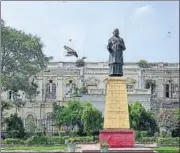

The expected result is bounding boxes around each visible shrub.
[157,137,179,146]
[94,135,99,141]
[26,136,54,145]
[154,132,159,137]
[52,133,59,136]
[139,137,157,143]
[70,131,78,137]
[141,131,148,137]
[35,132,44,137]
[67,136,93,143]
[161,131,167,138]
[51,136,70,144]
[59,131,66,137]
[3,138,25,145]
[135,131,142,141]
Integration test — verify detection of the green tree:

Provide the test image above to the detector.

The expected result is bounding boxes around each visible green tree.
[68,100,84,131]
[75,57,86,68]
[5,113,25,138]
[53,102,66,136]
[1,19,52,96]
[1,100,13,127]
[129,102,157,135]
[137,60,150,68]
[53,100,103,136]
[81,102,103,136]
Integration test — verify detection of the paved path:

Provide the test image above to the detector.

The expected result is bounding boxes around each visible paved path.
[76,144,157,152]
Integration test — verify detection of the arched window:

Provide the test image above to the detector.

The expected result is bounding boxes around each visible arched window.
[46,80,56,99]
[46,83,50,99]
[25,114,36,133]
[45,113,53,132]
[52,83,56,99]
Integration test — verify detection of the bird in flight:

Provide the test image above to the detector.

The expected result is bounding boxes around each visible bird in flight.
[64,45,78,58]
[167,31,172,38]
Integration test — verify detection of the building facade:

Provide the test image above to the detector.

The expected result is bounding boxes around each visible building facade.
[2,61,179,133]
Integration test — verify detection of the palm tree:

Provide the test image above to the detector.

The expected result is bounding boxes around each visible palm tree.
[75,57,87,94]
[75,57,86,68]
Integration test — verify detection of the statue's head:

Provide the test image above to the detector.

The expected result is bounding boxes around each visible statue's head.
[113,29,119,37]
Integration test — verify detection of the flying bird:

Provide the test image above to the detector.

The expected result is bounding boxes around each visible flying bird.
[82,57,87,60]
[64,45,78,58]
[167,31,172,38]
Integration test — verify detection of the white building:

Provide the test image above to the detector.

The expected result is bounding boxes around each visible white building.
[2,61,179,133]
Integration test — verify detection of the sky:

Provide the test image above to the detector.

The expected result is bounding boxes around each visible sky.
[1,1,179,63]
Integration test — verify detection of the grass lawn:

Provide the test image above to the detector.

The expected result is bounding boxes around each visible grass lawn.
[3,145,67,152]
[155,147,179,153]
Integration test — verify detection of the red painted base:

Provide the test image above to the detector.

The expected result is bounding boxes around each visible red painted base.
[99,129,135,148]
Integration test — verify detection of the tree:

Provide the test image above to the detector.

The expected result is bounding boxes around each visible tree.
[1,101,13,127]
[157,109,179,136]
[53,100,103,136]
[137,60,150,68]
[129,102,157,135]
[81,102,103,136]
[53,102,66,136]
[68,100,84,131]
[75,57,86,68]
[5,113,25,138]
[1,19,52,95]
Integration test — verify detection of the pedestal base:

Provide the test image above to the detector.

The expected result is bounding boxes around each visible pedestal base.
[99,130,135,148]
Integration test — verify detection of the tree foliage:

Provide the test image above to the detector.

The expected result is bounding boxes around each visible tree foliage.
[75,57,86,68]
[1,100,13,126]
[137,60,150,68]
[81,102,103,135]
[1,19,52,94]
[5,113,25,138]
[53,100,103,136]
[129,102,158,135]
[157,109,179,133]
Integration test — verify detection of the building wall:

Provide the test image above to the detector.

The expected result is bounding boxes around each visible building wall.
[2,61,179,132]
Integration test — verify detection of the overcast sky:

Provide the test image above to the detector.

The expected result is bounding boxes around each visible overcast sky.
[1,1,179,62]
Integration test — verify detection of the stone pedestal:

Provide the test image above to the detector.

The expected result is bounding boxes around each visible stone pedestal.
[99,77,135,148]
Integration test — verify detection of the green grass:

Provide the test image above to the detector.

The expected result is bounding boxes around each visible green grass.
[3,145,67,152]
[155,147,179,153]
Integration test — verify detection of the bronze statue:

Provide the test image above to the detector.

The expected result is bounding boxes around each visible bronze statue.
[107,29,126,76]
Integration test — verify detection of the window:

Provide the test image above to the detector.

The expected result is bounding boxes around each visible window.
[172,84,179,98]
[46,83,50,98]
[45,113,53,132]
[127,85,134,92]
[25,114,36,133]
[65,80,74,97]
[52,83,56,99]
[46,80,56,99]
[165,84,169,98]
[7,90,12,100]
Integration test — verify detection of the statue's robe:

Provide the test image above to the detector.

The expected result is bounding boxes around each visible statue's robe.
[107,36,126,76]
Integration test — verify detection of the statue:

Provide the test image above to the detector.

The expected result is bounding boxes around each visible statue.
[107,29,126,76]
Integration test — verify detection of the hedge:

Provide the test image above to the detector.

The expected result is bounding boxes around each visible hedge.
[3,136,94,145]
[157,137,179,146]
[3,138,25,145]
[137,137,157,143]
[4,136,179,146]
[137,137,179,146]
